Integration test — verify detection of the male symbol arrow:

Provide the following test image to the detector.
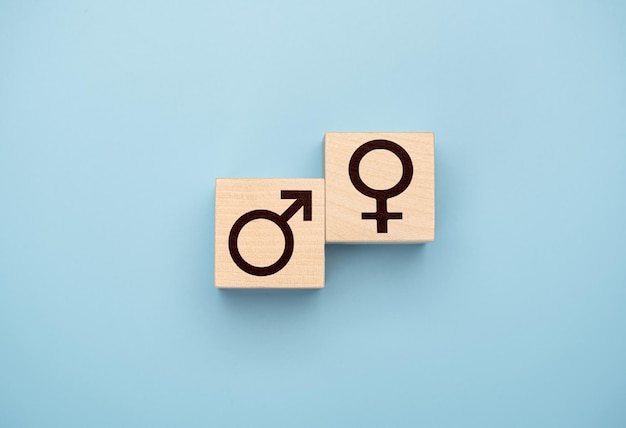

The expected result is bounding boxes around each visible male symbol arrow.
[229,190,313,277]
[280,190,312,221]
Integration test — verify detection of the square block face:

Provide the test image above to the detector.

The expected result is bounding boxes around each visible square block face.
[325,132,435,243]
[215,179,325,288]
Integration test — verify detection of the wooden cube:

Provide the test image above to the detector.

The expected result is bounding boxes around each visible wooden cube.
[325,132,435,243]
[215,178,325,288]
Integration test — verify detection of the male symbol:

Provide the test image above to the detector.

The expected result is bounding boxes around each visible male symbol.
[228,190,312,276]
[348,140,413,233]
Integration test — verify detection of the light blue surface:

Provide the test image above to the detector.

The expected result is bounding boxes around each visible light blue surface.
[1,1,625,426]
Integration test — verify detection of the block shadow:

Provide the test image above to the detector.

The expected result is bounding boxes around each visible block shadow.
[217,242,427,307]
[325,243,427,287]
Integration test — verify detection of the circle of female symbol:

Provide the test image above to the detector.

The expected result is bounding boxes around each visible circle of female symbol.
[228,190,312,276]
[348,140,414,233]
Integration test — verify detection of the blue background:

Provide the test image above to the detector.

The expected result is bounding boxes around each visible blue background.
[1,1,625,427]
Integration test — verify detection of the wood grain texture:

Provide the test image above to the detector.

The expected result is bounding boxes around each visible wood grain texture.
[215,178,325,288]
[325,132,435,243]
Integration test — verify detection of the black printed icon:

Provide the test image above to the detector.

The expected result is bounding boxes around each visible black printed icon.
[228,190,312,276]
[348,140,413,233]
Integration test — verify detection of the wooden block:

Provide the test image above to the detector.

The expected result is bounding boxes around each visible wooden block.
[325,132,435,243]
[215,178,325,288]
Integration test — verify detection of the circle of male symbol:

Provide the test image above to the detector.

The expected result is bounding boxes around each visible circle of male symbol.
[348,140,414,233]
[228,190,312,276]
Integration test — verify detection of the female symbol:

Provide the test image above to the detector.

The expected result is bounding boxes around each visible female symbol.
[348,140,413,233]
